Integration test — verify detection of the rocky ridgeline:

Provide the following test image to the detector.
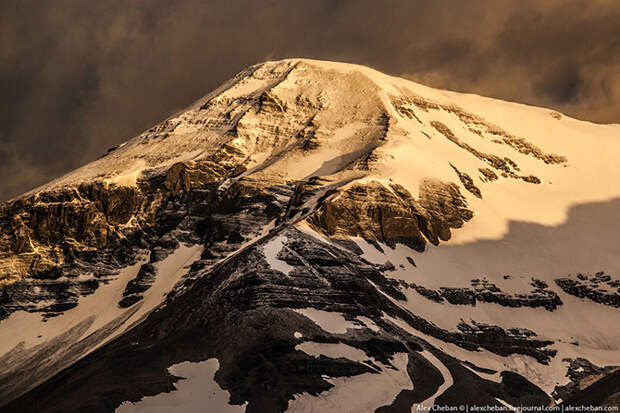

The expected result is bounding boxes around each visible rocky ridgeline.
[0,152,479,321]
[0,60,398,318]
[404,277,562,311]
[390,88,562,195]
[246,228,556,364]
[0,183,147,320]
[0,59,570,322]
[3,225,556,412]
[430,121,542,186]
[555,272,620,308]
[0,156,269,319]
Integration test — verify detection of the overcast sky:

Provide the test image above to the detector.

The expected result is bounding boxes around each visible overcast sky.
[2,0,619,200]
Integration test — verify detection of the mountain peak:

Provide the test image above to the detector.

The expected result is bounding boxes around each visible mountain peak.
[25,58,619,242]
[2,60,620,411]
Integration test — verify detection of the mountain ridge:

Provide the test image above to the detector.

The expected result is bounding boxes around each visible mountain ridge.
[1,58,620,411]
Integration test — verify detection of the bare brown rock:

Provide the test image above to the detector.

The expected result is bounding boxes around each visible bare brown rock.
[450,164,482,198]
[307,179,473,251]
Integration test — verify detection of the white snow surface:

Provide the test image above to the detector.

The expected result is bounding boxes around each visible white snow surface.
[286,352,412,413]
[0,244,202,367]
[356,316,381,332]
[412,350,454,410]
[115,358,245,413]
[21,58,620,249]
[263,235,295,275]
[293,308,363,335]
[296,342,370,363]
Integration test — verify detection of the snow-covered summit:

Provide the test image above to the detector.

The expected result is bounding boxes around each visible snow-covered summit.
[27,58,620,243]
[2,59,620,411]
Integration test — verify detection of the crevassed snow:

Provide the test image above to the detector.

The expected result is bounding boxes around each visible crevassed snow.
[293,308,362,335]
[262,235,295,275]
[286,352,412,413]
[115,359,245,413]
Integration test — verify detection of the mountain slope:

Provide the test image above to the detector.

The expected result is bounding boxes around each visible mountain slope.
[1,58,620,412]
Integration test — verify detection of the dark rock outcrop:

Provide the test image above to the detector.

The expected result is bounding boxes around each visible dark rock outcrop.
[3,224,559,412]
[308,179,473,252]
[404,277,562,311]
[450,163,482,198]
[555,272,620,308]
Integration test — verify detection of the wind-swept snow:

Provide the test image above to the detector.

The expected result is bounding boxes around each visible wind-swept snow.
[104,159,147,187]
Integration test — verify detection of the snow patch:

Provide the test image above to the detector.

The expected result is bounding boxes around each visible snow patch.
[117,244,204,333]
[463,365,502,383]
[296,342,369,363]
[356,316,380,332]
[115,359,245,413]
[0,245,202,364]
[354,238,419,277]
[293,308,361,335]
[263,235,295,275]
[413,350,454,409]
[0,261,143,356]
[286,352,412,413]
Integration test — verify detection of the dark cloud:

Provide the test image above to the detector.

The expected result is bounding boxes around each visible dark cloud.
[1,0,619,200]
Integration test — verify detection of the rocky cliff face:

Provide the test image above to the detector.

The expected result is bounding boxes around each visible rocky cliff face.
[307,180,473,252]
[1,59,620,412]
